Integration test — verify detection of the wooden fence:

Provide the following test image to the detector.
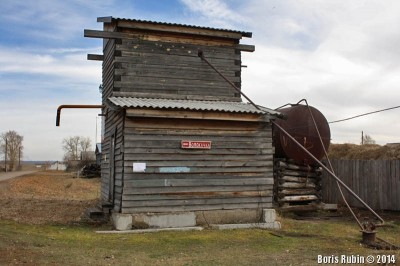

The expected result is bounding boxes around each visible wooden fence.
[321,159,400,211]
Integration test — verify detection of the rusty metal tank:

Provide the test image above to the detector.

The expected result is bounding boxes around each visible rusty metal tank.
[273,104,330,165]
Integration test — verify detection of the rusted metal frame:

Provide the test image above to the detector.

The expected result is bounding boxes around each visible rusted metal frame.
[197,50,262,111]
[56,105,105,126]
[272,120,385,225]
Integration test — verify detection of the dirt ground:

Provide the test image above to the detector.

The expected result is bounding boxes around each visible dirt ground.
[0,171,100,225]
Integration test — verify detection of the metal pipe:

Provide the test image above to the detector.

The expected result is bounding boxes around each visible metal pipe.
[301,99,364,230]
[197,50,261,111]
[56,105,104,126]
[272,121,385,225]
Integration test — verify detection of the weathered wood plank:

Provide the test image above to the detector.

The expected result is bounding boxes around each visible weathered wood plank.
[124,133,272,142]
[321,159,400,211]
[279,195,319,202]
[126,109,266,122]
[123,140,272,149]
[124,147,274,155]
[124,177,274,188]
[122,190,273,201]
[87,54,104,61]
[122,196,272,208]
[124,160,273,168]
[123,185,273,195]
[280,182,317,189]
[116,41,240,60]
[124,154,273,161]
[121,202,273,213]
[280,176,319,183]
[124,166,274,174]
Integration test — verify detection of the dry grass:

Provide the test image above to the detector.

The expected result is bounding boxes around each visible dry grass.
[0,171,100,225]
[328,143,400,160]
[0,171,399,265]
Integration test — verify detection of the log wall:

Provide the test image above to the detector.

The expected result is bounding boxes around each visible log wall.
[120,116,274,213]
[274,159,322,211]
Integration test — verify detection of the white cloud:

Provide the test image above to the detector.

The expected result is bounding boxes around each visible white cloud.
[180,0,245,28]
[237,0,400,145]
[0,46,101,82]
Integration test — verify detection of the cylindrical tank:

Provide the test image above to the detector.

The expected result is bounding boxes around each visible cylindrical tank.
[273,104,330,166]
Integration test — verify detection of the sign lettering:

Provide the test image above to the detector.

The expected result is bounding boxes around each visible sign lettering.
[181,140,212,149]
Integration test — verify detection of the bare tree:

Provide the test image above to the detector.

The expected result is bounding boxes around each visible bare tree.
[0,130,23,171]
[62,136,93,170]
[362,134,376,145]
[79,137,92,155]
[62,136,80,160]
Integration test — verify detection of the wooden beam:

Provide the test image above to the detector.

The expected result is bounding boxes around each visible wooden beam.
[126,108,267,122]
[84,29,127,39]
[97,16,113,23]
[87,54,104,61]
[235,44,255,52]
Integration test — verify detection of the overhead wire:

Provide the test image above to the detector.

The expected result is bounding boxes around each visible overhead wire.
[329,105,400,124]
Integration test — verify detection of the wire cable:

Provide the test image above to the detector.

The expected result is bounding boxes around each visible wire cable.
[329,105,400,124]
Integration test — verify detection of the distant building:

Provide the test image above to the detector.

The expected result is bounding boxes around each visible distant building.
[49,161,67,171]
[386,143,400,148]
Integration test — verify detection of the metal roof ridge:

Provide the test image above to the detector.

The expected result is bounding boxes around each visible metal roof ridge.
[110,96,257,105]
[108,96,281,116]
[97,16,252,38]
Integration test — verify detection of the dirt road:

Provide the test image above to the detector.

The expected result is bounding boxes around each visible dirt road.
[0,170,38,182]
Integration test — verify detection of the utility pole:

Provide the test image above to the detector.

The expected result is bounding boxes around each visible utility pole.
[5,138,7,172]
[361,131,364,145]
[18,146,21,170]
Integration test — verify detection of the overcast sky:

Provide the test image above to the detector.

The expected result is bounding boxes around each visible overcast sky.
[1,0,399,161]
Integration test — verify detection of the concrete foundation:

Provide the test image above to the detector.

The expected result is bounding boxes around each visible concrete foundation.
[112,213,133,231]
[112,209,281,231]
[132,212,196,229]
[195,209,262,225]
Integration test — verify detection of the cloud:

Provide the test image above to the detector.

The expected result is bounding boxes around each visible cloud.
[0,46,101,82]
[180,0,245,28]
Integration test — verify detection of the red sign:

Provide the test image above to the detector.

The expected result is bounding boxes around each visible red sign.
[181,140,212,149]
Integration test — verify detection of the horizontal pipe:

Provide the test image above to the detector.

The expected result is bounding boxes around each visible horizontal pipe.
[56,105,104,126]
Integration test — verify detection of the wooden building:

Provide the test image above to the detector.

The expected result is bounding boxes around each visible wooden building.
[85,17,280,226]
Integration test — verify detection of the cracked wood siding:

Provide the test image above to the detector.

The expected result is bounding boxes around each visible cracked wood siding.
[88,19,248,102]
[100,109,125,211]
[121,116,274,213]
[112,38,242,101]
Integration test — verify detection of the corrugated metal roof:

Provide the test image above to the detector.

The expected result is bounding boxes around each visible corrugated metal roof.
[97,16,252,38]
[108,97,280,116]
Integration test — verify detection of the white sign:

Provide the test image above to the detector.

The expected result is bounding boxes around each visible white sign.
[133,162,146,172]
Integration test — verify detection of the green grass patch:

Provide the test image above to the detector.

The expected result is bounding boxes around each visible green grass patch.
[0,217,399,265]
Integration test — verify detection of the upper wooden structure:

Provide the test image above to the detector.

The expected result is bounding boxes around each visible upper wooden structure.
[85,16,255,102]
[85,17,279,214]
